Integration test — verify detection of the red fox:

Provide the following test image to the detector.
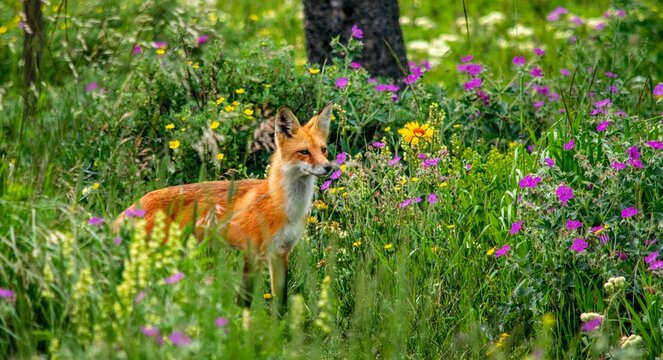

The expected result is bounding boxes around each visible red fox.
[115,102,335,311]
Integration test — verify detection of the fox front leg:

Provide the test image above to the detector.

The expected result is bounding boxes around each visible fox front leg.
[269,252,289,315]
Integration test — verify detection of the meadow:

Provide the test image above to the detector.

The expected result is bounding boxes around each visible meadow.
[1,0,662,358]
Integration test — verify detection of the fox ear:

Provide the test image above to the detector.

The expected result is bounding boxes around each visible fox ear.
[310,101,332,138]
[274,106,301,138]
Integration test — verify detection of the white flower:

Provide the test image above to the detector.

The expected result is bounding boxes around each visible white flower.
[428,39,450,58]
[399,16,412,25]
[455,17,472,28]
[407,40,430,52]
[414,17,435,29]
[507,24,534,38]
[438,34,460,42]
[479,11,506,26]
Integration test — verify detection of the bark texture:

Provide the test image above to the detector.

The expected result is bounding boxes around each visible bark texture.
[303,0,408,81]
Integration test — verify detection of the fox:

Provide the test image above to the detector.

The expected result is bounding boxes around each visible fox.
[114,102,335,311]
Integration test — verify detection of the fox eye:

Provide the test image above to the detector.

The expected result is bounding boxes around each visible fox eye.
[297,149,310,156]
[321,147,328,154]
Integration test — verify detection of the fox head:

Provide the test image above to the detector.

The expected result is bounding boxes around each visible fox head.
[274,102,335,177]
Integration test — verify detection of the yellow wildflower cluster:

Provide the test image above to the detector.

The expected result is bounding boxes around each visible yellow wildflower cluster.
[71,266,94,343]
[315,275,333,334]
[604,276,625,293]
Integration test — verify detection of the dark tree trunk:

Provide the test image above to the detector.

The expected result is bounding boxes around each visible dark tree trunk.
[303,0,408,82]
[22,0,44,124]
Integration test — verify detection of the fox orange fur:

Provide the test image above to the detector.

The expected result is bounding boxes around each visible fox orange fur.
[114,102,335,311]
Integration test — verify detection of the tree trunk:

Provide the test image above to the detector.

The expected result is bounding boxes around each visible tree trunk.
[22,0,44,126]
[303,0,408,82]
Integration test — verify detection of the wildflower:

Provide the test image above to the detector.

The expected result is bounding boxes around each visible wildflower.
[88,216,104,226]
[566,220,582,230]
[649,260,663,271]
[596,121,610,132]
[463,78,482,91]
[0,288,16,301]
[133,45,142,55]
[152,41,167,49]
[197,35,209,45]
[329,169,342,180]
[646,140,663,149]
[371,141,385,149]
[556,185,574,206]
[398,199,413,208]
[164,272,184,284]
[320,180,331,191]
[427,193,438,204]
[307,216,317,224]
[457,63,482,76]
[113,236,122,246]
[224,105,235,112]
[644,251,658,264]
[534,48,545,56]
[134,291,146,303]
[608,85,618,93]
[335,77,349,89]
[165,123,175,130]
[388,155,401,166]
[546,7,568,22]
[169,331,192,347]
[352,241,362,247]
[512,56,526,66]
[563,139,575,150]
[350,62,361,69]
[156,48,166,55]
[598,233,610,244]
[464,164,472,171]
[336,152,349,164]
[611,161,626,170]
[581,316,603,332]
[570,238,588,253]
[210,121,220,129]
[215,317,229,328]
[216,96,225,105]
[519,174,542,189]
[570,16,583,26]
[621,207,638,218]
[509,220,523,235]
[620,335,643,349]
[85,82,98,92]
[398,122,434,145]
[604,276,625,292]
[125,208,146,218]
[169,140,180,149]
[560,68,571,76]
[216,153,225,161]
[530,67,543,78]
[263,293,273,299]
[308,68,321,75]
[383,243,393,250]
[243,108,254,116]
[654,83,663,97]
[533,101,545,110]
[544,157,555,167]
[235,88,245,95]
[423,158,439,168]
[351,24,363,39]
[461,55,473,63]
[141,327,163,344]
[486,247,496,256]
[495,244,511,258]
[447,224,455,229]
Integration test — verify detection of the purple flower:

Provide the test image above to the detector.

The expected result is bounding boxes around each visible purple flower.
[646,141,663,149]
[512,56,526,66]
[142,327,164,345]
[461,55,474,63]
[335,77,349,89]
[519,174,542,189]
[615,9,626,17]
[125,208,146,218]
[570,238,588,253]
[403,73,421,86]
[85,82,99,93]
[570,16,583,26]
[423,158,440,168]
[566,220,583,230]
[464,164,472,171]
[649,260,663,271]
[399,199,413,208]
[560,68,571,76]
[556,185,574,206]
[388,155,401,166]
[215,317,229,327]
[134,291,147,304]
[351,24,363,39]
[654,83,663,97]
[371,141,385,149]
[595,22,606,31]
[495,244,511,258]
[590,225,603,234]
[457,63,482,76]
[611,162,626,170]
[197,35,209,45]
[527,145,535,153]
[563,139,575,151]
[596,121,610,132]
[320,180,331,191]
[88,216,105,226]
[0,288,16,301]
[533,101,545,110]
[626,146,640,160]
[581,317,603,332]
[629,158,644,169]
[621,207,638,218]
[534,85,550,95]
[463,78,482,91]
[164,272,184,284]
[530,67,543,78]
[113,236,122,246]
[509,220,523,235]
[133,45,142,55]
[350,62,361,69]
[598,233,610,244]
[604,71,617,78]
[427,193,438,204]
[418,153,428,160]
[644,251,659,264]
[329,169,342,180]
[413,197,422,203]
[169,331,192,347]
[335,152,349,164]
[544,158,556,168]
[608,85,618,93]
[546,7,568,22]
[152,41,167,49]
[534,48,545,56]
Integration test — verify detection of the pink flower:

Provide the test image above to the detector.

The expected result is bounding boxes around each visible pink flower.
[152,41,167,49]
[0,288,16,301]
[570,16,583,26]
[113,236,122,246]
[556,185,574,206]
[495,244,511,258]
[560,68,571,76]
[621,207,638,218]
[215,317,229,327]
[399,199,413,208]
[519,174,542,189]
[351,24,363,39]
[546,7,568,21]
[371,141,385,149]
[534,48,545,56]
[457,63,482,76]
[654,83,663,97]
[510,220,523,235]
[533,101,545,110]
[141,327,164,345]
[644,251,659,264]
[335,152,349,164]
[511,56,526,67]
[427,193,438,204]
[388,155,401,166]
[530,67,543,78]
[581,317,603,332]
[88,216,104,226]
[544,158,556,167]
[463,78,482,91]
[169,331,192,347]
[563,139,575,150]
[85,82,99,93]
[134,291,147,303]
[596,121,610,132]
[649,260,663,271]
[320,180,331,191]
[646,141,663,149]
[570,238,588,253]
[566,220,582,230]
[197,35,209,45]
[423,158,439,168]
[164,272,184,284]
[125,208,146,218]
[329,169,342,180]
[461,55,474,63]
[611,162,626,170]
[133,45,142,55]
[335,77,349,89]
[350,62,361,69]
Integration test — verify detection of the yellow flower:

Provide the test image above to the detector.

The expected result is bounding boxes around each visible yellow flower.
[542,313,556,327]
[169,140,180,149]
[216,96,225,105]
[603,224,610,229]
[232,100,239,106]
[235,88,245,94]
[249,14,259,22]
[314,200,328,210]
[352,241,362,247]
[308,68,321,75]
[340,164,347,172]
[438,182,448,188]
[398,122,434,145]
[210,121,220,129]
[486,247,496,256]
[410,177,419,183]
[384,127,391,132]
[156,48,166,55]
[263,293,273,300]
[0,26,7,34]
[307,216,317,224]
[447,224,455,229]
[384,243,393,250]
[431,246,439,253]
[92,182,100,190]
[244,108,254,116]
[224,105,235,112]
[165,123,175,130]
[216,153,225,161]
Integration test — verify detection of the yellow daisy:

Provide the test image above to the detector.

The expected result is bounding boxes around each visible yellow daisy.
[398,122,434,145]
[169,140,180,149]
